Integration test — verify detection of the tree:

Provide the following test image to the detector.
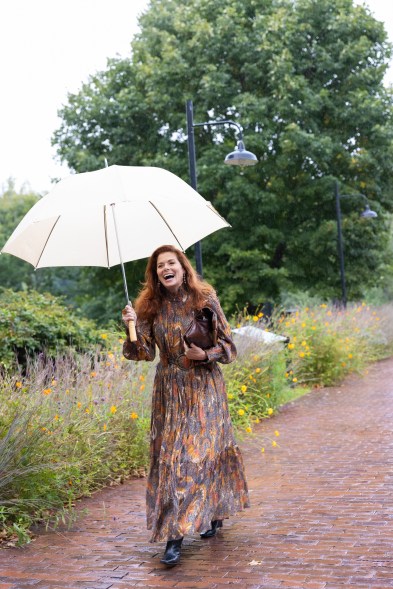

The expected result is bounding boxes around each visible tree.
[53,0,393,311]
[0,182,40,291]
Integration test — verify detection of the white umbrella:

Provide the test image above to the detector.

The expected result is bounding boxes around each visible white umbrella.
[1,165,230,340]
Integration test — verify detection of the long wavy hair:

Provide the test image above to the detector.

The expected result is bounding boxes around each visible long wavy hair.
[134,245,214,322]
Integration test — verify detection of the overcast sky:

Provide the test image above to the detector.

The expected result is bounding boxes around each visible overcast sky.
[1,0,392,195]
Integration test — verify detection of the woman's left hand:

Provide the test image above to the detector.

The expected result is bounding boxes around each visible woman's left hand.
[184,342,208,361]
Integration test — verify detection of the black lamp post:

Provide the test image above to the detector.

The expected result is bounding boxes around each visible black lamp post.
[335,180,377,308]
[186,99,258,277]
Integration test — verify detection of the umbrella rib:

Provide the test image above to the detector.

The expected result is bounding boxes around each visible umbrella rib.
[148,201,185,251]
[103,205,110,268]
[35,216,61,269]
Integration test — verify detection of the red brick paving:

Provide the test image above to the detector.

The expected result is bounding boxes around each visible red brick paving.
[1,358,393,588]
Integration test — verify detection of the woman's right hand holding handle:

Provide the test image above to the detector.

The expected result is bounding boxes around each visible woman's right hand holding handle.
[122,304,137,342]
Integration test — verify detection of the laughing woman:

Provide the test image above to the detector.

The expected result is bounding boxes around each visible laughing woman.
[122,245,249,566]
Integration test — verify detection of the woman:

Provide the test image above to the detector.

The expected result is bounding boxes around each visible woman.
[122,245,249,566]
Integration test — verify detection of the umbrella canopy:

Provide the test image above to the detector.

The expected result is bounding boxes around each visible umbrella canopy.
[1,165,230,268]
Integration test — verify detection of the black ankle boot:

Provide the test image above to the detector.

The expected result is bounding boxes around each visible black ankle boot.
[200,519,223,539]
[160,537,183,566]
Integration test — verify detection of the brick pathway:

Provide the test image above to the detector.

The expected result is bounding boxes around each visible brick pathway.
[1,358,393,589]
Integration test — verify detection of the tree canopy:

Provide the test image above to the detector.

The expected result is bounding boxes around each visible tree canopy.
[51,0,393,312]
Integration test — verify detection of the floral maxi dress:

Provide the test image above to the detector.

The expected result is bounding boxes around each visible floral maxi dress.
[123,292,250,542]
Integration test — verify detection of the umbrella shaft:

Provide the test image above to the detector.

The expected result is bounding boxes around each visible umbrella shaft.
[110,204,130,305]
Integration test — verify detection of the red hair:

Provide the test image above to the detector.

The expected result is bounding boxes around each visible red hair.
[134,245,214,322]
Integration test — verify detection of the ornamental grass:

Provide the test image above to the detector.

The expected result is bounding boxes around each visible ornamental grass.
[0,343,150,545]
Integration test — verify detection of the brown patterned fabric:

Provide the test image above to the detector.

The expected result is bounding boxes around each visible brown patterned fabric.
[123,290,250,542]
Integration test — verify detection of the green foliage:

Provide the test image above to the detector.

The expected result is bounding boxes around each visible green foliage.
[0,289,100,370]
[53,0,393,312]
[0,183,40,291]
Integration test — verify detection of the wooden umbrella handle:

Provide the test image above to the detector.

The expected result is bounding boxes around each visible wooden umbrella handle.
[128,319,137,343]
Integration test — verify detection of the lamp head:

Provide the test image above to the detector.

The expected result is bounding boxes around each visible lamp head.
[224,139,258,167]
[361,204,378,219]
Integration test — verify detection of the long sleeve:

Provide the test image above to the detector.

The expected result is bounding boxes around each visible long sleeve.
[203,293,237,365]
[123,318,156,362]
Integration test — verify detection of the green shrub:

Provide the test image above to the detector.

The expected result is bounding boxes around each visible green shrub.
[0,289,100,370]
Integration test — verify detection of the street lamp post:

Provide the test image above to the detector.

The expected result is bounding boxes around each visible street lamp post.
[335,180,377,308]
[186,99,258,277]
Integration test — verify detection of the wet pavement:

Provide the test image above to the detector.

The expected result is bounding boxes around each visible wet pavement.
[1,357,393,589]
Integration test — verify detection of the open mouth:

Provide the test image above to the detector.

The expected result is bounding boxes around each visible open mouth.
[163,273,175,281]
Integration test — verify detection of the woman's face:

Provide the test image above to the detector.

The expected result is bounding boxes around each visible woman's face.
[156,251,184,293]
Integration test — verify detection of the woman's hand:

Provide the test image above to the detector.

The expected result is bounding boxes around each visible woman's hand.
[122,304,137,327]
[184,342,208,361]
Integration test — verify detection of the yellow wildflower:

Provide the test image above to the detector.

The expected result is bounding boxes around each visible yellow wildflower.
[299,351,305,358]
[130,412,139,419]
[139,375,145,381]
[100,333,108,339]
[258,312,264,318]
[110,405,117,414]
[267,408,273,415]
[103,423,107,431]
[261,447,265,453]
[272,440,277,447]
[288,343,295,350]
[253,315,259,322]
[43,388,52,395]
[51,379,57,386]
[85,408,90,414]
[274,430,280,437]
[292,377,298,383]
[228,393,234,400]
[245,426,252,433]
[348,353,353,359]
[77,402,82,408]
[140,384,145,391]
[90,371,97,378]
[255,368,261,374]
[241,385,247,393]
[54,415,59,421]
[238,409,245,416]
[15,381,22,388]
